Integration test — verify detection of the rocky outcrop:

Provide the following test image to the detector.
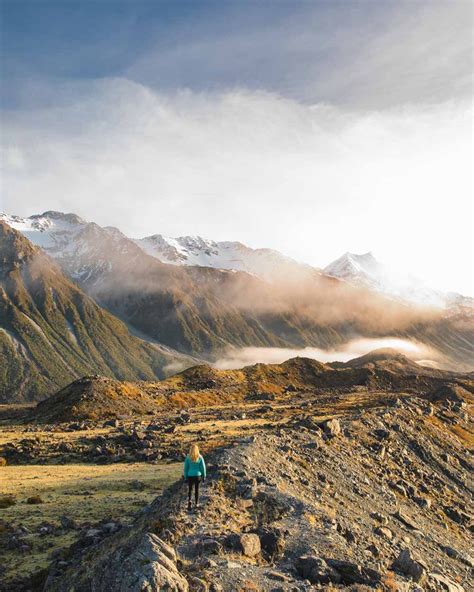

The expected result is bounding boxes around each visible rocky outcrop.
[45,532,188,591]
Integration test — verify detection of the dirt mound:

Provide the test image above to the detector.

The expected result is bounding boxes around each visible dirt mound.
[33,376,163,422]
[341,348,426,371]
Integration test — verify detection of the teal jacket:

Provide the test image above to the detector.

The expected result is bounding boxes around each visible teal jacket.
[184,454,206,479]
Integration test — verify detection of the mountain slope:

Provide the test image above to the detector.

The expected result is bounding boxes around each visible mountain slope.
[2,212,473,373]
[0,222,194,402]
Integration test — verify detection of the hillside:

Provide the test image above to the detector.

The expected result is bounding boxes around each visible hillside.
[0,222,194,403]
[32,376,165,423]
[28,351,473,424]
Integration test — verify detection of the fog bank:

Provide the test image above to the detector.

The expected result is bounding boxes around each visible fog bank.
[213,338,438,370]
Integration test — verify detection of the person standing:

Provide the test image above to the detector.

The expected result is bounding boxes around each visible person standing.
[183,443,206,510]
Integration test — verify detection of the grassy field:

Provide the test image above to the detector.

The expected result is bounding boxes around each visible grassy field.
[0,461,181,584]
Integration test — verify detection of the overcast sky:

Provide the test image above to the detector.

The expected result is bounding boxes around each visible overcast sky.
[1,1,472,294]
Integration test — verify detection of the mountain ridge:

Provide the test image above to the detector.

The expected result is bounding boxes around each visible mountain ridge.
[3,211,471,308]
[1,212,473,378]
[0,221,195,402]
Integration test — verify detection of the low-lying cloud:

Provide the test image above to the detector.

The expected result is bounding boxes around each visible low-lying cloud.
[213,338,440,370]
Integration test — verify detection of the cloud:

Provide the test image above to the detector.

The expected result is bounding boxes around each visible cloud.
[1,80,472,294]
[123,1,472,108]
[213,338,440,370]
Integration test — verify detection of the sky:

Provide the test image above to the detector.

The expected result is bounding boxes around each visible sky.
[0,0,472,294]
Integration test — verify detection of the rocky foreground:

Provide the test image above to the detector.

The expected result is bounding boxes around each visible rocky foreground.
[36,391,473,592]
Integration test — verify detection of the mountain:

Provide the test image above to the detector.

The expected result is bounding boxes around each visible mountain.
[4,212,471,309]
[324,251,472,309]
[0,212,359,354]
[0,221,194,402]
[1,212,473,374]
[135,234,318,281]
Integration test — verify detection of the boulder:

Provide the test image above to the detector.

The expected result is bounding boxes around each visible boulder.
[197,538,223,556]
[392,549,426,582]
[429,573,465,592]
[257,527,285,559]
[238,533,261,557]
[325,559,381,585]
[320,419,341,437]
[294,556,341,584]
[253,490,293,526]
[374,526,393,540]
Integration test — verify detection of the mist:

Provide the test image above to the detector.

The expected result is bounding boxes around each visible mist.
[213,338,440,370]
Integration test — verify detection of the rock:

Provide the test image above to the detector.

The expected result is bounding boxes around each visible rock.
[441,546,474,567]
[85,528,102,538]
[102,522,120,534]
[443,506,471,526]
[235,533,261,557]
[393,509,418,530]
[429,573,465,592]
[371,512,388,525]
[294,556,341,584]
[26,495,44,504]
[374,526,393,540]
[103,419,119,428]
[325,559,381,585]
[59,516,77,530]
[236,478,257,499]
[197,538,223,556]
[414,496,431,509]
[253,490,293,526]
[320,419,341,437]
[257,527,285,559]
[392,549,426,582]
[55,533,188,591]
[366,543,380,558]
[188,576,208,591]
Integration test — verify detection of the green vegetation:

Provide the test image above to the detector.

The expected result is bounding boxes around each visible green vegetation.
[0,222,192,402]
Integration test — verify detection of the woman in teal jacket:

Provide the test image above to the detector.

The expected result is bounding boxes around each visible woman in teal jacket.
[184,443,206,510]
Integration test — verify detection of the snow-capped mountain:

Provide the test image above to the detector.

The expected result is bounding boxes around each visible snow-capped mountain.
[0,212,317,283]
[134,234,317,281]
[0,212,146,287]
[1,212,471,309]
[324,252,472,309]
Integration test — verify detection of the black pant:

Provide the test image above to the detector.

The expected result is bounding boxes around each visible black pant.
[187,476,200,504]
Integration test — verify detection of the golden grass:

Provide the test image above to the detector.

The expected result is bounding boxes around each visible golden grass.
[0,461,181,583]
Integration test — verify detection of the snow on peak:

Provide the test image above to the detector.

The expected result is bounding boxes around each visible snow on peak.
[324,252,384,289]
[133,233,312,280]
[3,210,470,309]
[324,251,471,309]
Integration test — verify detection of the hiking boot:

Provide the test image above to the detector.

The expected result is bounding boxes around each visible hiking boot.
[187,501,192,511]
